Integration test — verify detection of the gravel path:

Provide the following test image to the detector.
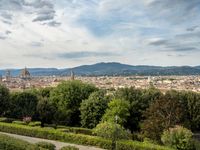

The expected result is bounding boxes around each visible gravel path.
[0,132,105,150]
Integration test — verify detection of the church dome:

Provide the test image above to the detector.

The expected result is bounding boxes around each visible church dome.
[20,67,31,79]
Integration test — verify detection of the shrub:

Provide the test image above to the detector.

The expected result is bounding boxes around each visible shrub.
[35,142,56,150]
[0,133,41,150]
[0,122,172,150]
[93,122,131,140]
[161,125,194,150]
[193,140,200,150]
[60,146,79,150]
[12,120,26,125]
[0,117,15,123]
[57,126,92,135]
[29,121,42,127]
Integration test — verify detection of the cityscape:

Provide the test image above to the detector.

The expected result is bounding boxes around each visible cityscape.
[0,0,200,150]
[1,67,200,93]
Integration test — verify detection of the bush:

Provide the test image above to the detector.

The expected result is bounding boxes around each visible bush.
[0,117,15,123]
[161,126,194,150]
[93,122,131,140]
[57,126,92,135]
[0,122,172,150]
[12,120,27,125]
[60,146,79,150]
[193,140,200,150]
[35,142,55,150]
[0,133,41,150]
[29,121,41,127]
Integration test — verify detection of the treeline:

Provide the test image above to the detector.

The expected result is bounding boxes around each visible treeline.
[0,80,199,143]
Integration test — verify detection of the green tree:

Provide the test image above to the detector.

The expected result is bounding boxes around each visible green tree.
[50,80,97,126]
[184,91,200,131]
[80,90,110,128]
[37,97,56,127]
[102,99,130,126]
[39,87,54,98]
[115,87,162,132]
[0,84,10,116]
[141,90,185,142]
[10,91,38,119]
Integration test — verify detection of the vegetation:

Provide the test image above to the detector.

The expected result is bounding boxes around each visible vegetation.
[161,126,194,150]
[93,122,131,140]
[80,90,109,128]
[0,122,172,150]
[0,133,42,150]
[60,146,79,150]
[0,84,10,116]
[9,91,38,119]
[0,80,200,149]
[35,142,55,150]
[50,80,97,126]
[102,99,130,126]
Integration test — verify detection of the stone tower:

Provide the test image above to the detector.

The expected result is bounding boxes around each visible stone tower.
[5,69,11,82]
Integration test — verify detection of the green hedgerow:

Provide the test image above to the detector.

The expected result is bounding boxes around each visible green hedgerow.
[60,146,79,150]
[35,142,56,150]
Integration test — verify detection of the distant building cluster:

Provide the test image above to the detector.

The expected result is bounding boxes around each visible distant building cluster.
[1,68,200,93]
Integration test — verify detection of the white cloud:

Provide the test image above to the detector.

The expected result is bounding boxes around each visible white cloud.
[0,0,199,68]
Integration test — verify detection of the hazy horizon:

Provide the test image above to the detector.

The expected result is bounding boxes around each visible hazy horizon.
[0,0,200,68]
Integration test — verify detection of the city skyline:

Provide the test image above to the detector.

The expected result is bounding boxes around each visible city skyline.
[0,0,200,68]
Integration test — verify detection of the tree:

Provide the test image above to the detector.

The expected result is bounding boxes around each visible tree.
[10,91,38,119]
[102,99,130,126]
[141,90,185,142]
[39,87,54,98]
[37,97,56,127]
[50,80,97,126]
[80,90,110,128]
[115,87,162,132]
[0,84,10,116]
[184,91,200,131]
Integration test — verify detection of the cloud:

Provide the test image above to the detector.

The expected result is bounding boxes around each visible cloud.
[149,39,169,46]
[186,26,199,32]
[57,51,119,59]
[0,11,13,20]
[45,21,61,27]
[0,0,200,68]
[148,0,200,24]
[29,41,43,47]
[0,35,7,40]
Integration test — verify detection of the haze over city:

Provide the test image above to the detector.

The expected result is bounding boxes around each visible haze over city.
[0,0,200,69]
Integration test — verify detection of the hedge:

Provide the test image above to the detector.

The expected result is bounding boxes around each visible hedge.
[45,124,93,136]
[0,122,173,150]
[0,133,45,150]
[35,142,55,150]
[0,117,15,123]
[60,146,79,150]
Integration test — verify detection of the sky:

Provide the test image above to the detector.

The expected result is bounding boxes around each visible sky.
[0,0,200,68]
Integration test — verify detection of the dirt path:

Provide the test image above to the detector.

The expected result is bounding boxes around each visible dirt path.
[0,132,105,150]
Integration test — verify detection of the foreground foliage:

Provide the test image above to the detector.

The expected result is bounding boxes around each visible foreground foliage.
[0,133,42,150]
[161,126,194,150]
[0,122,172,150]
[93,122,131,140]
[35,142,56,150]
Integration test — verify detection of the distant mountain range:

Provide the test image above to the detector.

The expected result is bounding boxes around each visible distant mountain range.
[1,62,200,76]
